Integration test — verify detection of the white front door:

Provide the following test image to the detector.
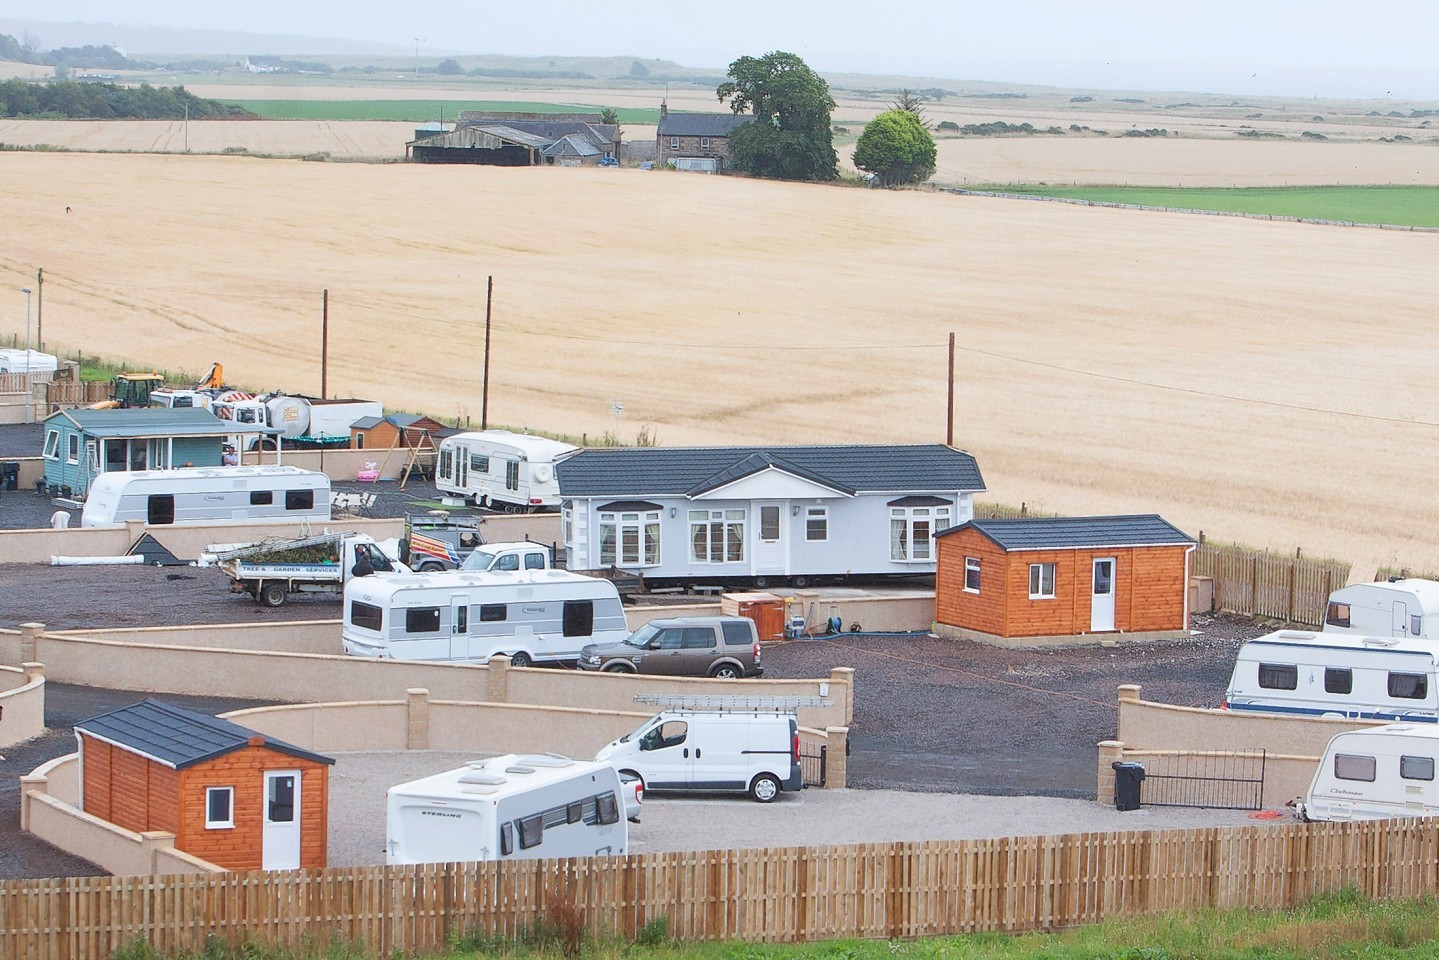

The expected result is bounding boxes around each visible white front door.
[1091,558,1117,632]
[755,502,785,575]
[1394,600,1410,636]
[262,770,302,870]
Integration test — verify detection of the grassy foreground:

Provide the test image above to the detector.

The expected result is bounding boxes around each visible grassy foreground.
[979,184,1439,227]
[108,889,1439,960]
[219,100,660,124]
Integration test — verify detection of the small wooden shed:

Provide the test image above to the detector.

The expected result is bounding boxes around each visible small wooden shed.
[934,515,1196,645]
[350,413,449,451]
[74,699,333,871]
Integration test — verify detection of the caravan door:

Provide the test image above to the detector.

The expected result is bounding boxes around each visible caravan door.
[1394,601,1410,637]
[451,596,470,660]
[755,502,785,577]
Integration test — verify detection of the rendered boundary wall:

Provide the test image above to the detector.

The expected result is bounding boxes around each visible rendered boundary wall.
[0,662,45,748]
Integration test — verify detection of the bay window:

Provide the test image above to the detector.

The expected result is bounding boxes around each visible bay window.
[598,509,661,566]
[689,508,746,563]
[890,505,950,561]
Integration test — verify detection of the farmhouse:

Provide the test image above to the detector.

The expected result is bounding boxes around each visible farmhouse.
[557,444,984,586]
[408,112,620,166]
[74,699,333,871]
[934,514,1196,645]
[655,103,750,173]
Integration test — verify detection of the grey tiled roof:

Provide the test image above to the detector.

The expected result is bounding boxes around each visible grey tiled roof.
[75,699,334,770]
[657,113,751,138]
[50,407,274,438]
[557,445,984,498]
[939,515,1195,551]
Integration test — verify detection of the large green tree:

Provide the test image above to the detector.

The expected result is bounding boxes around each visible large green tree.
[716,51,836,182]
[853,109,937,187]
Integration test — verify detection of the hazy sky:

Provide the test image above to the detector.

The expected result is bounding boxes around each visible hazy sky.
[8,0,1439,100]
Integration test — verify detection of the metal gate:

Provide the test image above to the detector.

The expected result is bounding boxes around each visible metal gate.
[1138,749,1266,810]
[800,744,827,788]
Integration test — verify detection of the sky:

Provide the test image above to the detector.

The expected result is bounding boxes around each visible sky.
[5,0,1439,101]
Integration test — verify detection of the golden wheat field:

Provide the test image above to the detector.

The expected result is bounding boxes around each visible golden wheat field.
[4,151,1439,574]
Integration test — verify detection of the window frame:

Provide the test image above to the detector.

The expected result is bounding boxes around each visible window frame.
[1028,562,1056,599]
[205,786,234,829]
[66,433,80,465]
[1389,671,1429,700]
[1258,663,1299,691]
[43,429,60,460]
[350,601,383,632]
[688,508,746,564]
[1324,667,1353,695]
[669,136,680,149]
[1401,755,1436,781]
[285,488,315,512]
[805,506,828,542]
[890,505,951,562]
[404,607,442,635]
[964,557,981,593]
[598,509,662,567]
[1334,753,1377,782]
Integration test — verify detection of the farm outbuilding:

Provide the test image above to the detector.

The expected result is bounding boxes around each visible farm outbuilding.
[408,114,619,166]
[934,515,1196,646]
[349,413,451,451]
[74,699,333,871]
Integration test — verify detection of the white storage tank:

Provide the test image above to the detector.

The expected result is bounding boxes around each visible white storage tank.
[265,395,311,439]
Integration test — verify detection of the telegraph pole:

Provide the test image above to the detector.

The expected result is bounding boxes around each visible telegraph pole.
[321,289,329,398]
[35,267,43,351]
[481,276,493,430]
[945,331,955,446]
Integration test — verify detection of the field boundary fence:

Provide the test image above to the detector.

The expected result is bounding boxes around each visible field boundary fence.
[5,820,1439,957]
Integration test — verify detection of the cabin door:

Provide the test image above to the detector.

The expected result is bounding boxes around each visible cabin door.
[262,770,302,870]
[1091,558,1117,632]
[755,502,785,576]
[1394,600,1410,636]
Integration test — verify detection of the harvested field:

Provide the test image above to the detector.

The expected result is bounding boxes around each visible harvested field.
[0,119,415,158]
[4,152,1439,575]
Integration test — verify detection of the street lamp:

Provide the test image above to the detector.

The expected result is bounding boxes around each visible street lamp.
[20,286,33,423]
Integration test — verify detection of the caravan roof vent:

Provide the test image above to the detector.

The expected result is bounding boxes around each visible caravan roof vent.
[505,765,536,775]
[458,772,507,786]
[461,784,499,795]
[515,754,574,768]
[1362,636,1402,647]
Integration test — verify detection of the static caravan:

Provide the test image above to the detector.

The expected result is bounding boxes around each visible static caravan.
[342,568,628,666]
[1296,724,1439,822]
[436,430,577,511]
[386,754,627,865]
[1325,579,1439,640]
[0,348,58,374]
[80,465,331,527]
[1223,629,1439,722]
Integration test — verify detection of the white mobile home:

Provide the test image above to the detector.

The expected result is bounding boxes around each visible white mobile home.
[80,465,331,527]
[556,444,985,587]
[386,754,627,864]
[342,568,628,666]
[1223,629,1439,723]
[436,430,577,511]
[1297,724,1439,822]
[1325,579,1439,640]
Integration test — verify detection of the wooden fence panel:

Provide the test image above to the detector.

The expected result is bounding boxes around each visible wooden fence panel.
[1193,544,1348,627]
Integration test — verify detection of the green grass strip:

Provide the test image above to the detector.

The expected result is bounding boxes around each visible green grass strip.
[217,99,659,124]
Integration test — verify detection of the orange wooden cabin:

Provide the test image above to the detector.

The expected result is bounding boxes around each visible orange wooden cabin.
[350,413,449,451]
[934,515,1196,644]
[74,699,333,871]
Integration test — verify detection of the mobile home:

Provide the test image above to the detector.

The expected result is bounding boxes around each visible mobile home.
[1296,724,1439,822]
[342,568,628,666]
[1325,579,1439,640]
[436,430,577,511]
[386,754,627,865]
[81,465,331,527]
[1223,629,1439,722]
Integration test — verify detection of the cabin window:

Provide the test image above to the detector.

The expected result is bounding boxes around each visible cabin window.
[599,511,661,566]
[471,453,489,472]
[499,822,514,856]
[1324,667,1353,695]
[1257,663,1298,690]
[1326,602,1352,628]
[250,490,273,506]
[285,489,314,511]
[562,600,594,638]
[405,607,442,634]
[1402,756,1436,781]
[350,601,383,631]
[505,460,519,491]
[480,603,507,622]
[43,429,59,460]
[67,434,80,465]
[806,506,828,541]
[964,557,981,593]
[689,509,745,563]
[355,434,365,450]
[1389,672,1429,700]
[595,792,620,825]
[1334,753,1377,782]
[517,814,544,849]
[1029,563,1056,599]
[722,622,754,646]
[205,787,234,829]
[891,506,950,562]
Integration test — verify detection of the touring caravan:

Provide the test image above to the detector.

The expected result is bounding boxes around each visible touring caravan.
[1325,579,1439,640]
[386,754,628,865]
[342,568,628,666]
[0,349,58,375]
[80,465,331,527]
[1223,629,1439,722]
[435,430,577,511]
[1296,724,1439,822]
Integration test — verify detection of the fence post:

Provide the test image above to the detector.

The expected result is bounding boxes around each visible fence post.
[1250,554,1260,615]
[829,667,856,725]
[19,622,43,664]
[1287,561,1297,624]
[825,726,849,788]
[487,655,511,704]
[406,688,430,750]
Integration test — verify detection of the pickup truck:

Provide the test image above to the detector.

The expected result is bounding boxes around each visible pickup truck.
[217,532,410,606]
[459,540,555,573]
[403,513,486,572]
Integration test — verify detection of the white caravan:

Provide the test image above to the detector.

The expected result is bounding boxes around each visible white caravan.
[0,349,58,374]
[1325,580,1439,640]
[80,465,331,527]
[436,430,577,511]
[342,568,628,666]
[595,709,803,803]
[386,754,628,865]
[1223,629,1439,723]
[1296,724,1439,822]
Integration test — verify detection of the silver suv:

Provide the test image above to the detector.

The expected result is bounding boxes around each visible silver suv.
[577,616,763,678]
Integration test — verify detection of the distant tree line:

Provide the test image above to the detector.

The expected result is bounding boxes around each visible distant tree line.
[0,33,151,69]
[0,80,254,119]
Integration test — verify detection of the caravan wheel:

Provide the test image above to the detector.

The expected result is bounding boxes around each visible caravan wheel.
[509,651,533,668]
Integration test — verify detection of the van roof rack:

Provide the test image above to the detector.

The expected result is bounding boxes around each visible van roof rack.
[632,694,829,712]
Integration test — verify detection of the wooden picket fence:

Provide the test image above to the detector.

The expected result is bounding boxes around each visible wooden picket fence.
[42,380,109,407]
[1193,543,1350,627]
[5,821,1439,958]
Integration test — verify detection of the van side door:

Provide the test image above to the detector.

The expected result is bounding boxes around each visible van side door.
[637,718,693,790]
[687,716,748,793]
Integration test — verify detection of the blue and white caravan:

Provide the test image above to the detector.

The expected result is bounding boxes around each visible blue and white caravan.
[1223,629,1439,723]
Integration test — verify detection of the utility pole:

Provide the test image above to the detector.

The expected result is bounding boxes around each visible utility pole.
[481,275,493,430]
[946,331,955,446]
[35,267,43,351]
[413,37,424,79]
[321,289,329,398]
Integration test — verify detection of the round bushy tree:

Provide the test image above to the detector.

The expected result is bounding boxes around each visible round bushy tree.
[853,109,937,187]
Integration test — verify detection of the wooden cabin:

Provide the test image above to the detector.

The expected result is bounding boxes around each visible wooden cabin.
[349,413,449,451]
[934,515,1196,645]
[74,699,333,871]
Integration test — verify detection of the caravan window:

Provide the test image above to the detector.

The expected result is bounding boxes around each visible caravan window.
[1389,672,1428,700]
[1326,602,1352,628]
[405,608,442,634]
[250,490,273,506]
[1401,756,1436,781]
[350,602,383,631]
[1334,754,1377,782]
[595,792,620,825]
[1413,616,1424,637]
[505,461,519,491]
[470,453,489,472]
[438,449,453,480]
[499,822,514,856]
[1258,663,1298,690]
[1324,668,1353,695]
[566,801,583,824]
[480,604,507,622]
[285,489,314,511]
[562,600,594,638]
[517,815,544,850]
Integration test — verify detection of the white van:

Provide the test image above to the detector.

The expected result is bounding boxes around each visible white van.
[342,568,628,666]
[436,430,577,512]
[386,754,628,865]
[595,709,803,803]
[1296,724,1439,822]
[1325,580,1439,640]
[80,465,331,527]
[1223,629,1439,722]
